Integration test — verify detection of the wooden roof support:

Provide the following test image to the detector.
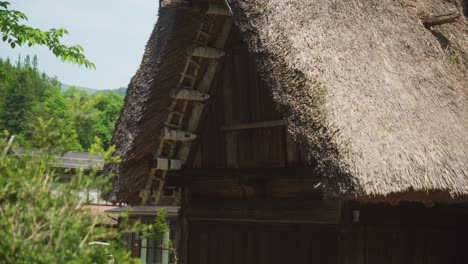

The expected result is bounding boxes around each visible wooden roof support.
[170,88,210,101]
[154,157,183,171]
[176,18,234,163]
[162,127,197,141]
[220,120,286,131]
[141,20,218,206]
[161,0,232,16]
[186,45,225,59]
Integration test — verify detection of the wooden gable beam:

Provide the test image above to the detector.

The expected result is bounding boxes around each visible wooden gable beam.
[176,18,233,163]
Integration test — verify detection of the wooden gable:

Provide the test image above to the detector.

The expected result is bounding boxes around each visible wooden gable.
[190,27,308,170]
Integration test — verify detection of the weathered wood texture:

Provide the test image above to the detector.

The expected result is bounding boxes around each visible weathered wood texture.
[186,198,341,224]
[194,27,306,169]
[188,221,338,264]
[180,199,468,264]
[189,176,322,199]
[166,167,323,200]
[339,203,468,264]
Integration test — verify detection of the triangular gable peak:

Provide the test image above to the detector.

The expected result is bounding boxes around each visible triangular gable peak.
[108,0,468,205]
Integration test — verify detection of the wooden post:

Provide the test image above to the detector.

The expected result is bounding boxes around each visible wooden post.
[1,135,14,160]
[285,130,299,167]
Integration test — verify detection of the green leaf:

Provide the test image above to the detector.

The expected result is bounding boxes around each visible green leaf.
[0,2,95,69]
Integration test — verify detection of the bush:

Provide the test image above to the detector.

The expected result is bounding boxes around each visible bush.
[0,123,138,263]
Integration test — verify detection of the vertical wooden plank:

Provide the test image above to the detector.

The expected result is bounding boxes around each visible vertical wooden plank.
[259,231,267,264]
[274,126,286,167]
[223,50,239,168]
[233,44,252,169]
[187,228,199,264]
[271,231,281,264]
[224,229,234,264]
[214,82,226,167]
[285,129,299,167]
[413,227,424,264]
[225,131,239,168]
[209,231,217,264]
[201,107,217,167]
[233,230,242,264]
[356,226,365,264]
[200,231,208,264]
[248,47,261,122]
[238,130,253,168]
[192,146,202,168]
[131,232,141,257]
[302,234,311,264]
[200,75,227,168]
[257,73,282,121]
[258,75,271,121]
[233,43,250,124]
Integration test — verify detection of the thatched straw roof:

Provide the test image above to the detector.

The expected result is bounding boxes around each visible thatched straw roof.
[108,0,468,204]
[106,3,228,205]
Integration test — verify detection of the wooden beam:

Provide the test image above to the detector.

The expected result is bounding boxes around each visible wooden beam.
[170,88,210,101]
[220,120,286,131]
[422,11,461,28]
[186,198,341,224]
[175,167,320,179]
[161,127,197,142]
[187,46,225,59]
[153,157,183,171]
[176,18,234,163]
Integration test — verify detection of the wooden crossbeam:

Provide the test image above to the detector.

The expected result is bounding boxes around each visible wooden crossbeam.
[175,167,320,179]
[187,45,225,58]
[161,127,197,141]
[170,88,210,101]
[220,120,286,131]
[153,157,183,171]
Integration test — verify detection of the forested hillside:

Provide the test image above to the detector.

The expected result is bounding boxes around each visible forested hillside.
[60,84,127,96]
[0,55,124,150]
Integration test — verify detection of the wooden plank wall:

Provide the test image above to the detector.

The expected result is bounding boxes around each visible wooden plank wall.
[188,221,338,264]
[339,203,468,264]
[194,28,305,169]
[186,198,341,224]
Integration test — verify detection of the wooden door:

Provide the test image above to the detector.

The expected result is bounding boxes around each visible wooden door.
[188,221,338,264]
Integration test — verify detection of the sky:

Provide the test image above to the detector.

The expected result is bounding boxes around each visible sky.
[0,0,159,90]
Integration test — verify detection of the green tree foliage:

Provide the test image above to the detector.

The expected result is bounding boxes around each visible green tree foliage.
[0,1,95,69]
[0,124,138,263]
[0,56,124,150]
[144,209,178,264]
[91,92,124,149]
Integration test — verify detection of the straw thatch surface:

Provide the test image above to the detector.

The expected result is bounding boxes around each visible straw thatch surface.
[228,0,468,200]
[108,0,468,204]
